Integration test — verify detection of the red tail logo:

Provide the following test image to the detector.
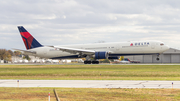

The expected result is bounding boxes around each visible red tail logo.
[18,26,42,50]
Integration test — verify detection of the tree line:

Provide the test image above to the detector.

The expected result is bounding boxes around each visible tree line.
[0,49,22,62]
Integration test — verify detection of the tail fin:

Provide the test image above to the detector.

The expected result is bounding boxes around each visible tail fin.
[18,26,42,50]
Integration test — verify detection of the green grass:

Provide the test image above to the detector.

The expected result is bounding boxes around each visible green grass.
[0,65,180,80]
[0,65,180,100]
[0,87,56,101]
[0,87,179,101]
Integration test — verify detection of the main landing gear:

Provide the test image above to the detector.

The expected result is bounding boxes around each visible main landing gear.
[84,60,99,64]
[84,55,99,64]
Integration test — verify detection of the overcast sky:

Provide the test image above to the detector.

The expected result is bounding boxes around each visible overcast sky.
[1,0,180,49]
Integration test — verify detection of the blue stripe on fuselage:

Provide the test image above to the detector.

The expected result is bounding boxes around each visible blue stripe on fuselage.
[109,53,158,57]
[49,53,158,60]
[50,55,79,59]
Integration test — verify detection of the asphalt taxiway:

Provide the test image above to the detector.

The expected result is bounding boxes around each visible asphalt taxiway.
[0,80,179,88]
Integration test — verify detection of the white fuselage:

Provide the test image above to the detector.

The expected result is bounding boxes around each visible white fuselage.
[26,40,169,59]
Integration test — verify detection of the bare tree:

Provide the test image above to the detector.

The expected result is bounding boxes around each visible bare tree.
[0,49,12,61]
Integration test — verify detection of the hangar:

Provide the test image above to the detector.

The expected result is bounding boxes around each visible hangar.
[124,48,180,63]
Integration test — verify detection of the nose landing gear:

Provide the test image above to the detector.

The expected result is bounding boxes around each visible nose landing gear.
[156,53,160,61]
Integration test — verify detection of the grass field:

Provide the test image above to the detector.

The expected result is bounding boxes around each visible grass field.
[0,88,180,101]
[0,64,180,101]
[0,64,180,80]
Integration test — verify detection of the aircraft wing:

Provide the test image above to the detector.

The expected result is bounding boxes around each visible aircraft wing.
[49,46,95,55]
[12,48,36,55]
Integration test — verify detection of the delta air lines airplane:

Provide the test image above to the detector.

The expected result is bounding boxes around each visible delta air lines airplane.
[15,26,169,64]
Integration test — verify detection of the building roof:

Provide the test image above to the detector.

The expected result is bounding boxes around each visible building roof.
[163,48,180,54]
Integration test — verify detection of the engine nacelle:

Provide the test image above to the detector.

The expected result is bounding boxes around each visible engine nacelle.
[108,56,120,59]
[95,51,108,59]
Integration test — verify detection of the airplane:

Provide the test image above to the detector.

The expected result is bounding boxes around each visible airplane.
[15,26,169,64]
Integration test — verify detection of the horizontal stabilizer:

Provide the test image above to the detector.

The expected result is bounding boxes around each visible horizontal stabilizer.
[12,48,36,55]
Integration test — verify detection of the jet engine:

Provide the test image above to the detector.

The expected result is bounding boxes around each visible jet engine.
[95,51,109,59]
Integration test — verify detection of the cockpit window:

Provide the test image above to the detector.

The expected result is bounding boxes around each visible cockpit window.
[160,43,164,46]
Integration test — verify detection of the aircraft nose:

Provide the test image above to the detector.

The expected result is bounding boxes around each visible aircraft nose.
[164,45,169,50]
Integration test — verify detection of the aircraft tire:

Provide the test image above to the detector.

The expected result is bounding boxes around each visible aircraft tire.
[156,58,159,61]
[88,61,92,64]
[92,61,99,64]
[84,61,88,64]
[84,61,91,64]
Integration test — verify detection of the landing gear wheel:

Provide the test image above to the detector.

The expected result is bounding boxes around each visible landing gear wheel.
[87,61,91,64]
[156,53,160,61]
[84,61,92,64]
[156,57,159,61]
[84,61,87,64]
[92,61,99,64]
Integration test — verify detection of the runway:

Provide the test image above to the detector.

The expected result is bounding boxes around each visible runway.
[0,80,179,88]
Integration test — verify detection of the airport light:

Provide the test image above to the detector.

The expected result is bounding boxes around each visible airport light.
[48,92,50,101]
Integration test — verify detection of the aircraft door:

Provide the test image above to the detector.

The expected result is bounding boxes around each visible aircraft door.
[151,43,155,49]
[116,44,119,51]
[43,48,48,55]
[116,44,122,53]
